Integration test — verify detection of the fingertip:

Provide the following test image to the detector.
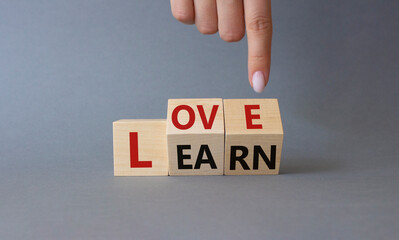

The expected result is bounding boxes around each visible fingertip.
[172,11,195,24]
[170,0,195,24]
[251,71,268,93]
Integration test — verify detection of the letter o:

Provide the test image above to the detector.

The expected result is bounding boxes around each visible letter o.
[171,105,195,130]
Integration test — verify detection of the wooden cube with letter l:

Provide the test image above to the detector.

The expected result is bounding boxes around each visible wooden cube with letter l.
[224,99,283,175]
[166,99,224,175]
[113,119,168,176]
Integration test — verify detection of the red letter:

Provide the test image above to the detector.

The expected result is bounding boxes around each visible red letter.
[245,105,262,129]
[171,105,195,130]
[197,105,219,129]
[130,132,152,168]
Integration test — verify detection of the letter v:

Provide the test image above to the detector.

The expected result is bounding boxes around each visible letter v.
[196,105,219,129]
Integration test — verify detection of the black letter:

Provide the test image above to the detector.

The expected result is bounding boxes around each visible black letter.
[177,145,192,169]
[230,146,250,170]
[194,145,217,169]
[253,145,276,170]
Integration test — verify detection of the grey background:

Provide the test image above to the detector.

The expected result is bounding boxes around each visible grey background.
[1,0,398,239]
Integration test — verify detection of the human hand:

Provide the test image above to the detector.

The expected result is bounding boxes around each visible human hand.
[170,0,272,93]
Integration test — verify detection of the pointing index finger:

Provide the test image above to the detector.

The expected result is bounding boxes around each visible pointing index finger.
[244,0,272,93]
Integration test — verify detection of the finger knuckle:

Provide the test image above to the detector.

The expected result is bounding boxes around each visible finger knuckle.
[249,54,268,63]
[247,15,273,34]
[173,10,193,23]
[220,30,245,42]
[197,24,218,34]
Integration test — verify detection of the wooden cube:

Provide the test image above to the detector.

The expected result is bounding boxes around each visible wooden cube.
[224,99,283,175]
[166,99,224,175]
[113,119,168,176]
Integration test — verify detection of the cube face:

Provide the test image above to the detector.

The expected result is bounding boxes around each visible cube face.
[113,120,168,176]
[225,134,283,175]
[168,134,224,175]
[167,99,224,175]
[166,99,225,135]
[224,99,284,175]
[224,99,283,135]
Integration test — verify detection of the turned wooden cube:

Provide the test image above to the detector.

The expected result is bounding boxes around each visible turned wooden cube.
[113,119,168,176]
[166,99,224,175]
[224,99,284,175]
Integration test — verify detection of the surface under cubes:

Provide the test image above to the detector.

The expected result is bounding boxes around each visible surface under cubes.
[112,98,283,176]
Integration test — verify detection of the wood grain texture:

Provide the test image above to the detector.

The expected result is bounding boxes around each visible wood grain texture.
[224,99,284,175]
[167,99,224,175]
[113,119,168,176]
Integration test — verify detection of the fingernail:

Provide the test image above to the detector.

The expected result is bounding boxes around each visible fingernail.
[252,71,266,93]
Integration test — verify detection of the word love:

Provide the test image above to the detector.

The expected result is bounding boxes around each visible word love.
[113,99,284,176]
